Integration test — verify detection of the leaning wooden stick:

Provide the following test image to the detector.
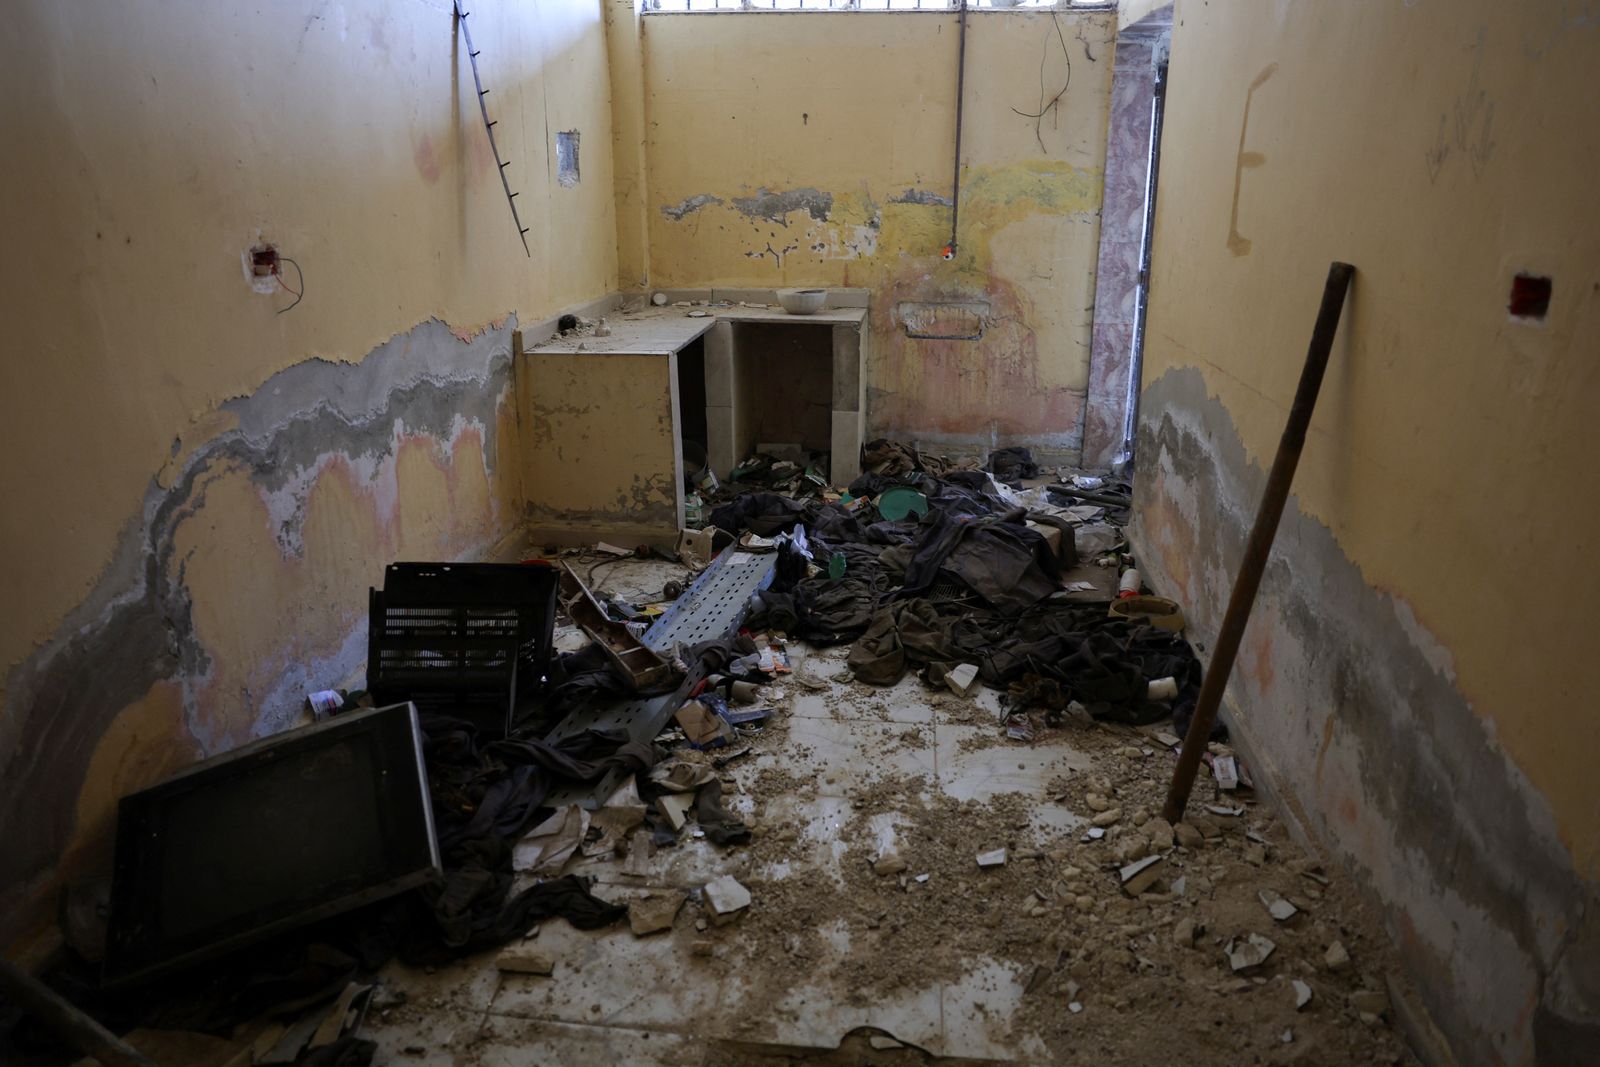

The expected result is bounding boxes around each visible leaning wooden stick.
[1162,261,1355,824]
[0,956,157,1067]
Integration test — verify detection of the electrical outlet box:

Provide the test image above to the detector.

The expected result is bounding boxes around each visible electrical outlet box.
[244,243,280,294]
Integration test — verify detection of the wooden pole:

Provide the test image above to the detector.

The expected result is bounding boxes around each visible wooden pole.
[1161,261,1355,825]
[0,957,157,1067]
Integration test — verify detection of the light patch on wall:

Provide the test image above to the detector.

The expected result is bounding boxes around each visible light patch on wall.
[813,223,880,261]
[556,130,580,187]
[897,300,989,341]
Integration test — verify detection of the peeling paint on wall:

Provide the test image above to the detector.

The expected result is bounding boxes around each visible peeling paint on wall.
[641,8,1118,460]
[651,160,1104,456]
[0,317,521,946]
[660,192,724,221]
[730,186,835,224]
[889,188,955,207]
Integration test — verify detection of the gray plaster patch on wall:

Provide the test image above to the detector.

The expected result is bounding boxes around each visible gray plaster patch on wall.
[730,186,834,224]
[1128,365,1599,1067]
[660,193,724,221]
[889,187,954,207]
[0,317,519,938]
[556,130,580,187]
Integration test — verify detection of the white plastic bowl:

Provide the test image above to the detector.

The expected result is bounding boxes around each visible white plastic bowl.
[776,288,827,315]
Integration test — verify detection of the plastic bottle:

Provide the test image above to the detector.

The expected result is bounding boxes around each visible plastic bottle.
[1118,568,1142,599]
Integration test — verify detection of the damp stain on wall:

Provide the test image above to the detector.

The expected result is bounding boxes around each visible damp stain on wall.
[1130,366,1600,1066]
[0,317,523,948]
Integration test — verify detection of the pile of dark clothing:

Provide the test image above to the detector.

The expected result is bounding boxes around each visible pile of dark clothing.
[718,444,1200,727]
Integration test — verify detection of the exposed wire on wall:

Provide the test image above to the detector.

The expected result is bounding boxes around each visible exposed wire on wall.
[1012,11,1072,155]
[944,0,970,260]
[275,257,305,315]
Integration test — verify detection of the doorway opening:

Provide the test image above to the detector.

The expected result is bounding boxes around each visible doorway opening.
[1082,5,1172,472]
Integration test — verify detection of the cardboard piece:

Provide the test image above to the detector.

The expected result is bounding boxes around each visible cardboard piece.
[675,700,732,747]
[513,805,590,874]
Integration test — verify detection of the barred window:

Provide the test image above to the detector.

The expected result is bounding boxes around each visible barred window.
[645,1,1114,13]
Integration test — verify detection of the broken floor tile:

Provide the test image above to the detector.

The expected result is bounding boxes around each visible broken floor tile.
[1225,933,1277,972]
[703,875,751,922]
[1259,888,1299,922]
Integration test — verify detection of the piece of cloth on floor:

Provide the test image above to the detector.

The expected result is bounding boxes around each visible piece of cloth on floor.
[693,779,752,847]
[431,726,654,850]
[896,510,1060,614]
[985,446,1040,486]
[709,492,806,537]
[368,862,624,966]
[847,604,907,685]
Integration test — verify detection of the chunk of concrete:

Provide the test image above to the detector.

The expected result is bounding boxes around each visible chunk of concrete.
[628,893,684,937]
[657,793,692,831]
[945,663,980,697]
[873,850,909,876]
[1118,854,1161,884]
[703,875,752,922]
[1349,988,1389,1017]
[496,947,554,976]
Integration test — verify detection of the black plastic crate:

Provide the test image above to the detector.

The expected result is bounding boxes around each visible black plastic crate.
[367,562,558,735]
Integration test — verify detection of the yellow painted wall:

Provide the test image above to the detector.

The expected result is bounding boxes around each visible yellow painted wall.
[605,0,653,289]
[0,0,616,677]
[1149,0,1598,889]
[642,10,1115,454]
[0,0,620,949]
[1136,0,1599,1059]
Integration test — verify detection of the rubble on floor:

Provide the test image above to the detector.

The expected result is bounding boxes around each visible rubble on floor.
[3,442,1419,1067]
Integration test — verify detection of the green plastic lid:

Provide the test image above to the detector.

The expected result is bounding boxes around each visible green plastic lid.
[878,486,929,522]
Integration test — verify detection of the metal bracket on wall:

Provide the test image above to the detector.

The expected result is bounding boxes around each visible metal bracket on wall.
[454,2,531,257]
[543,548,775,809]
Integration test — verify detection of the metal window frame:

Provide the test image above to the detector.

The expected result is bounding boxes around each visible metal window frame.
[642,0,1116,15]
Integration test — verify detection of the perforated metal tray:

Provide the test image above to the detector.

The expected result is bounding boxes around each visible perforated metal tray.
[543,548,774,807]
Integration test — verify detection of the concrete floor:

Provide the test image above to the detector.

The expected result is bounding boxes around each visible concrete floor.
[357,558,1414,1067]
[363,642,1095,1064]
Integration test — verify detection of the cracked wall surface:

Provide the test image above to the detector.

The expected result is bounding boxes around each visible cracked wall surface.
[642,10,1116,461]
[1131,2,1599,1063]
[0,0,621,951]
